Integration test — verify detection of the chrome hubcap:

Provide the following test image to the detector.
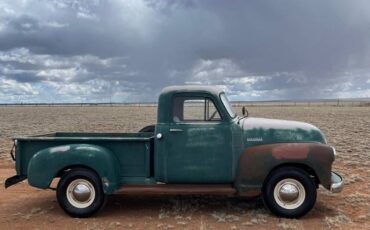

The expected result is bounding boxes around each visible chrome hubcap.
[72,184,91,202]
[66,179,95,208]
[273,178,305,209]
[279,183,299,202]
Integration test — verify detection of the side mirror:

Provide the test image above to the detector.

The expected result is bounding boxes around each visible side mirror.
[242,106,248,117]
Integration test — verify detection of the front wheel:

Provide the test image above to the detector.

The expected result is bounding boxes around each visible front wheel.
[56,168,107,218]
[262,167,317,218]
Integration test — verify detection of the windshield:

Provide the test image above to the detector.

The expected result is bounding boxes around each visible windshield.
[220,93,236,118]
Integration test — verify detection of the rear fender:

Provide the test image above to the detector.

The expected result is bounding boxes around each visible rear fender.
[27,144,121,194]
[235,143,335,196]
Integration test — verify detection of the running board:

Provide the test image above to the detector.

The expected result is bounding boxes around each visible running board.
[115,184,237,196]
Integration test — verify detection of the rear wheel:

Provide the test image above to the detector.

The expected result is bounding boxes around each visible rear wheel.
[262,167,316,218]
[56,168,107,218]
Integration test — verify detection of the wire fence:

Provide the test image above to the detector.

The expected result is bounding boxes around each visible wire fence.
[233,100,370,107]
[0,99,369,107]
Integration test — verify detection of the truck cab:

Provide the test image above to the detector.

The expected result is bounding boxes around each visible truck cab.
[5,85,343,219]
[155,86,240,184]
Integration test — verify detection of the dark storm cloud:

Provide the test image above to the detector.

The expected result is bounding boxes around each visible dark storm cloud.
[4,72,44,83]
[0,0,369,102]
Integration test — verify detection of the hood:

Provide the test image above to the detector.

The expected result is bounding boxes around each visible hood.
[241,117,326,147]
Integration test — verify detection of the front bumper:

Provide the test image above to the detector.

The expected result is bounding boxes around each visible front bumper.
[330,171,343,193]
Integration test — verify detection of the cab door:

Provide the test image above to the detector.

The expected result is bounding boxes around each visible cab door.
[159,95,233,183]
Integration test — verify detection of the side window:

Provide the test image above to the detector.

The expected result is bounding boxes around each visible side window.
[172,97,221,122]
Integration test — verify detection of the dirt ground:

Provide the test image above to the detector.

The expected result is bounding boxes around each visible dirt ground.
[0,105,369,230]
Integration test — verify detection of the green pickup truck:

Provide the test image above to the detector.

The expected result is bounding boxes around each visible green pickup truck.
[5,86,343,218]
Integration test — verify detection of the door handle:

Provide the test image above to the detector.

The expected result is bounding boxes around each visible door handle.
[169,128,183,132]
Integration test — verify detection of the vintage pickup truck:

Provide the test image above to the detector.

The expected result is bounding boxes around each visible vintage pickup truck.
[5,86,343,218]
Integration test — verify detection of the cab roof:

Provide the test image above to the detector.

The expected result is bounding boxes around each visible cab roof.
[160,85,224,98]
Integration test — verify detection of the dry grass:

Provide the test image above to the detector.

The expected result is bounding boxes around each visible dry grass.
[0,105,369,229]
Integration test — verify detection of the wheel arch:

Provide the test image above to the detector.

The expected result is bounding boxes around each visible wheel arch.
[265,163,320,188]
[234,143,334,196]
[56,164,99,177]
[27,144,121,194]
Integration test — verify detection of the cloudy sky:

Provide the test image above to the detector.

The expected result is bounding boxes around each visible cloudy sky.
[1,0,370,103]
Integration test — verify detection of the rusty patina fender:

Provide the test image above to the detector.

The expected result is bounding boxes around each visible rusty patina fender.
[234,142,335,196]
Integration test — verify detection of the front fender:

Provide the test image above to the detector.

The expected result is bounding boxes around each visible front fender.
[27,144,121,194]
[235,143,335,196]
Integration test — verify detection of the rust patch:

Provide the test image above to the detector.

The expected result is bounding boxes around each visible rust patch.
[236,142,335,194]
[238,188,261,197]
[243,144,273,155]
[272,143,310,160]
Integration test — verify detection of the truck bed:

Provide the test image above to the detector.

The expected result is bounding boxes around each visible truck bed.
[14,132,155,184]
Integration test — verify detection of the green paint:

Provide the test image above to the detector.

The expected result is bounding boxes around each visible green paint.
[242,117,326,148]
